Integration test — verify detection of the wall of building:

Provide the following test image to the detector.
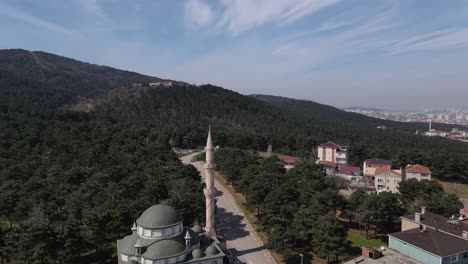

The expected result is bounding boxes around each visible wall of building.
[406,172,431,181]
[186,257,224,264]
[389,236,440,264]
[336,152,347,164]
[401,219,420,231]
[363,164,391,176]
[374,172,401,193]
[441,253,468,264]
[318,147,336,163]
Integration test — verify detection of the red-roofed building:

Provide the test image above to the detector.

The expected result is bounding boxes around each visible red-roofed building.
[319,161,337,176]
[278,155,300,170]
[363,158,392,176]
[405,164,432,181]
[317,141,348,165]
[336,165,362,180]
[374,167,402,193]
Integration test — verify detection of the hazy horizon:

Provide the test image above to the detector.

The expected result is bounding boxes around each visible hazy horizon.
[1,0,467,110]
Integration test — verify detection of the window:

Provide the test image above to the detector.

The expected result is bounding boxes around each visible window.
[450,254,458,263]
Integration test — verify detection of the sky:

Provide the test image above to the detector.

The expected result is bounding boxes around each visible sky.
[1,0,468,110]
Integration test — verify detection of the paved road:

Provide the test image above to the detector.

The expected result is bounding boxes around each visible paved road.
[181,152,275,264]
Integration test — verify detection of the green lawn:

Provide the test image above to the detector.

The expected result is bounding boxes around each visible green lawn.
[439,181,468,199]
[347,234,387,248]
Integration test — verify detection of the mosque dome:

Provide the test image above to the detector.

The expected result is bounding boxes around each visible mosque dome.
[205,245,218,256]
[142,239,186,260]
[192,248,203,259]
[191,225,203,234]
[136,205,182,229]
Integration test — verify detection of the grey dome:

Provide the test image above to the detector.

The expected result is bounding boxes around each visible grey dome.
[192,225,203,233]
[136,205,182,229]
[205,245,218,256]
[192,248,203,259]
[142,239,186,260]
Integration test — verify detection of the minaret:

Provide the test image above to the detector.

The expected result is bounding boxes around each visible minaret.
[204,127,216,236]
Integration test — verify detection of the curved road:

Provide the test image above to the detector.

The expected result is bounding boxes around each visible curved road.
[181,152,275,264]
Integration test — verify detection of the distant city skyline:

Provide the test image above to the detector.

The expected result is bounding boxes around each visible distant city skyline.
[1,0,468,110]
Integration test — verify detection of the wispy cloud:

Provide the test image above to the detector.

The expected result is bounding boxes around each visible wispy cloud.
[184,0,342,36]
[272,4,399,69]
[386,28,468,54]
[184,0,215,27]
[81,0,102,15]
[0,2,80,37]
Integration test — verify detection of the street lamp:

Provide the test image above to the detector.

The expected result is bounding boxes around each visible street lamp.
[299,253,304,264]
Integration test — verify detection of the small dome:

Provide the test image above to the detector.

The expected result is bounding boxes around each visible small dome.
[192,248,203,259]
[192,225,203,233]
[142,239,186,260]
[205,245,218,256]
[137,205,182,229]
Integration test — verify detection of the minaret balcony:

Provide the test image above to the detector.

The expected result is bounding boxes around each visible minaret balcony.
[203,163,216,169]
[204,188,215,198]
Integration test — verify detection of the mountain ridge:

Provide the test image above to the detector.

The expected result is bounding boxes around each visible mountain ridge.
[1,49,467,182]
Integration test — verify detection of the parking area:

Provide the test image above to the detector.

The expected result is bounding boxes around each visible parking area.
[343,248,423,264]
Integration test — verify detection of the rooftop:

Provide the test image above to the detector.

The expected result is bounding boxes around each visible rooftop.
[278,155,300,164]
[401,212,468,238]
[319,160,337,168]
[389,227,468,257]
[364,158,392,166]
[136,205,182,229]
[405,164,431,174]
[373,167,401,176]
[318,141,348,148]
[339,165,361,175]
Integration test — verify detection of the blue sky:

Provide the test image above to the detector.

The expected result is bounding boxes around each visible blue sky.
[1,0,468,110]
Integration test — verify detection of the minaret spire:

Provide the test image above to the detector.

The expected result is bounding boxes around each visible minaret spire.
[204,127,216,236]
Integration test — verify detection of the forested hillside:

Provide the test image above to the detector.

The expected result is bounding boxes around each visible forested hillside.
[0,49,169,108]
[250,94,465,132]
[0,105,205,263]
[98,84,468,182]
[0,49,467,183]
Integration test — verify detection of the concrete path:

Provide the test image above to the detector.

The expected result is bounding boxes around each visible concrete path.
[181,152,276,264]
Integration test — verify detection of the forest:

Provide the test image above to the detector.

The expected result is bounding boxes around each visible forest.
[0,105,205,263]
[98,84,468,183]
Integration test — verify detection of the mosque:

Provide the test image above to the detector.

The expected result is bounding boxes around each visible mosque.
[117,129,225,264]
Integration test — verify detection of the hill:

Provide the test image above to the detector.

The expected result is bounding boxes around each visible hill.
[250,94,464,132]
[0,49,467,183]
[0,49,180,108]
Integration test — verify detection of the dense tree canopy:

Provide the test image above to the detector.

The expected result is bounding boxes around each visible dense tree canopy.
[399,179,462,217]
[0,106,204,263]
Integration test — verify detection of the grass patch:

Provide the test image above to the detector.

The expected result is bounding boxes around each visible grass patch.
[439,181,468,199]
[347,234,387,248]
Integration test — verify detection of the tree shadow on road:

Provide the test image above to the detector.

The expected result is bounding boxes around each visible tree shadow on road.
[215,188,223,197]
[216,206,250,240]
[230,246,266,257]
